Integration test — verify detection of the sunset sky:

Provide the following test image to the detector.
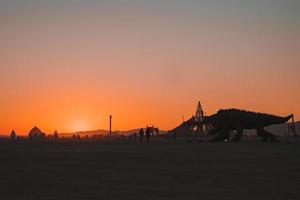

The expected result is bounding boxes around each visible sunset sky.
[0,0,299,134]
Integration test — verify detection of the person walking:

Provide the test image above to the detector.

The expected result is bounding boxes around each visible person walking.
[139,128,144,142]
[146,127,151,142]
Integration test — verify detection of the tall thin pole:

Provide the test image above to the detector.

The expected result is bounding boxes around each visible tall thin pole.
[109,115,112,135]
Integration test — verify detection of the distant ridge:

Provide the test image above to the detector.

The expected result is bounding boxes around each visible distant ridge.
[0,122,298,137]
[63,122,300,137]
[60,128,142,137]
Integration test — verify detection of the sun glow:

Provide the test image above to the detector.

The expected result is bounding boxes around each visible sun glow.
[70,120,90,132]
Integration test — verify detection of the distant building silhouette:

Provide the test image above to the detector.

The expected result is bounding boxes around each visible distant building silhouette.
[203,109,293,142]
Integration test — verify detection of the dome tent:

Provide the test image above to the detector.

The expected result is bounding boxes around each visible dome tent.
[28,126,46,139]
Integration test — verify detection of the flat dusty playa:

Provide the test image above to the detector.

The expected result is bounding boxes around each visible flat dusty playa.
[0,138,299,200]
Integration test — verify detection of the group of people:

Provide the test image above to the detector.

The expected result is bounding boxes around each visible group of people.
[138,127,153,142]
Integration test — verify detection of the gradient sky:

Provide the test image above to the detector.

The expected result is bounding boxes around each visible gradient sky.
[0,0,299,134]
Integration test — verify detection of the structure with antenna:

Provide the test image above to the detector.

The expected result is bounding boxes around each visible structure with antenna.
[169,101,206,137]
[194,101,205,135]
[109,115,112,135]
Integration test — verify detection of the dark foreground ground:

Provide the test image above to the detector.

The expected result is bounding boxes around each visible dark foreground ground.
[0,138,300,200]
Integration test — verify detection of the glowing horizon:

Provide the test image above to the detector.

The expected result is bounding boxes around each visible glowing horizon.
[0,0,299,135]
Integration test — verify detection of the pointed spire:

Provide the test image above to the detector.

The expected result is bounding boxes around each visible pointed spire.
[195,101,204,122]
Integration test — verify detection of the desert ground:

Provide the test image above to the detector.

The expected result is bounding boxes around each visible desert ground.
[0,137,299,200]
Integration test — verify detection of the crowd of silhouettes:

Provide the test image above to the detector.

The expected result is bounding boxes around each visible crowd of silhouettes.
[72,134,80,139]
[137,126,159,142]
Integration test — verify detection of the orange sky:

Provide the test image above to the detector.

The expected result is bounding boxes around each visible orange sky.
[0,1,299,135]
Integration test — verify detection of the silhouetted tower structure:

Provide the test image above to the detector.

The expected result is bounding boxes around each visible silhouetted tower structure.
[109,115,112,135]
[194,101,205,135]
[195,101,204,122]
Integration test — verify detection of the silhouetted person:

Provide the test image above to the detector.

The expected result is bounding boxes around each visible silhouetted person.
[139,128,144,142]
[128,135,132,141]
[146,127,151,142]
[10,130,16,139]
[77,134,80,139]
[154,127,160,136]
[173,130,176,140]
[53,130,59,139]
